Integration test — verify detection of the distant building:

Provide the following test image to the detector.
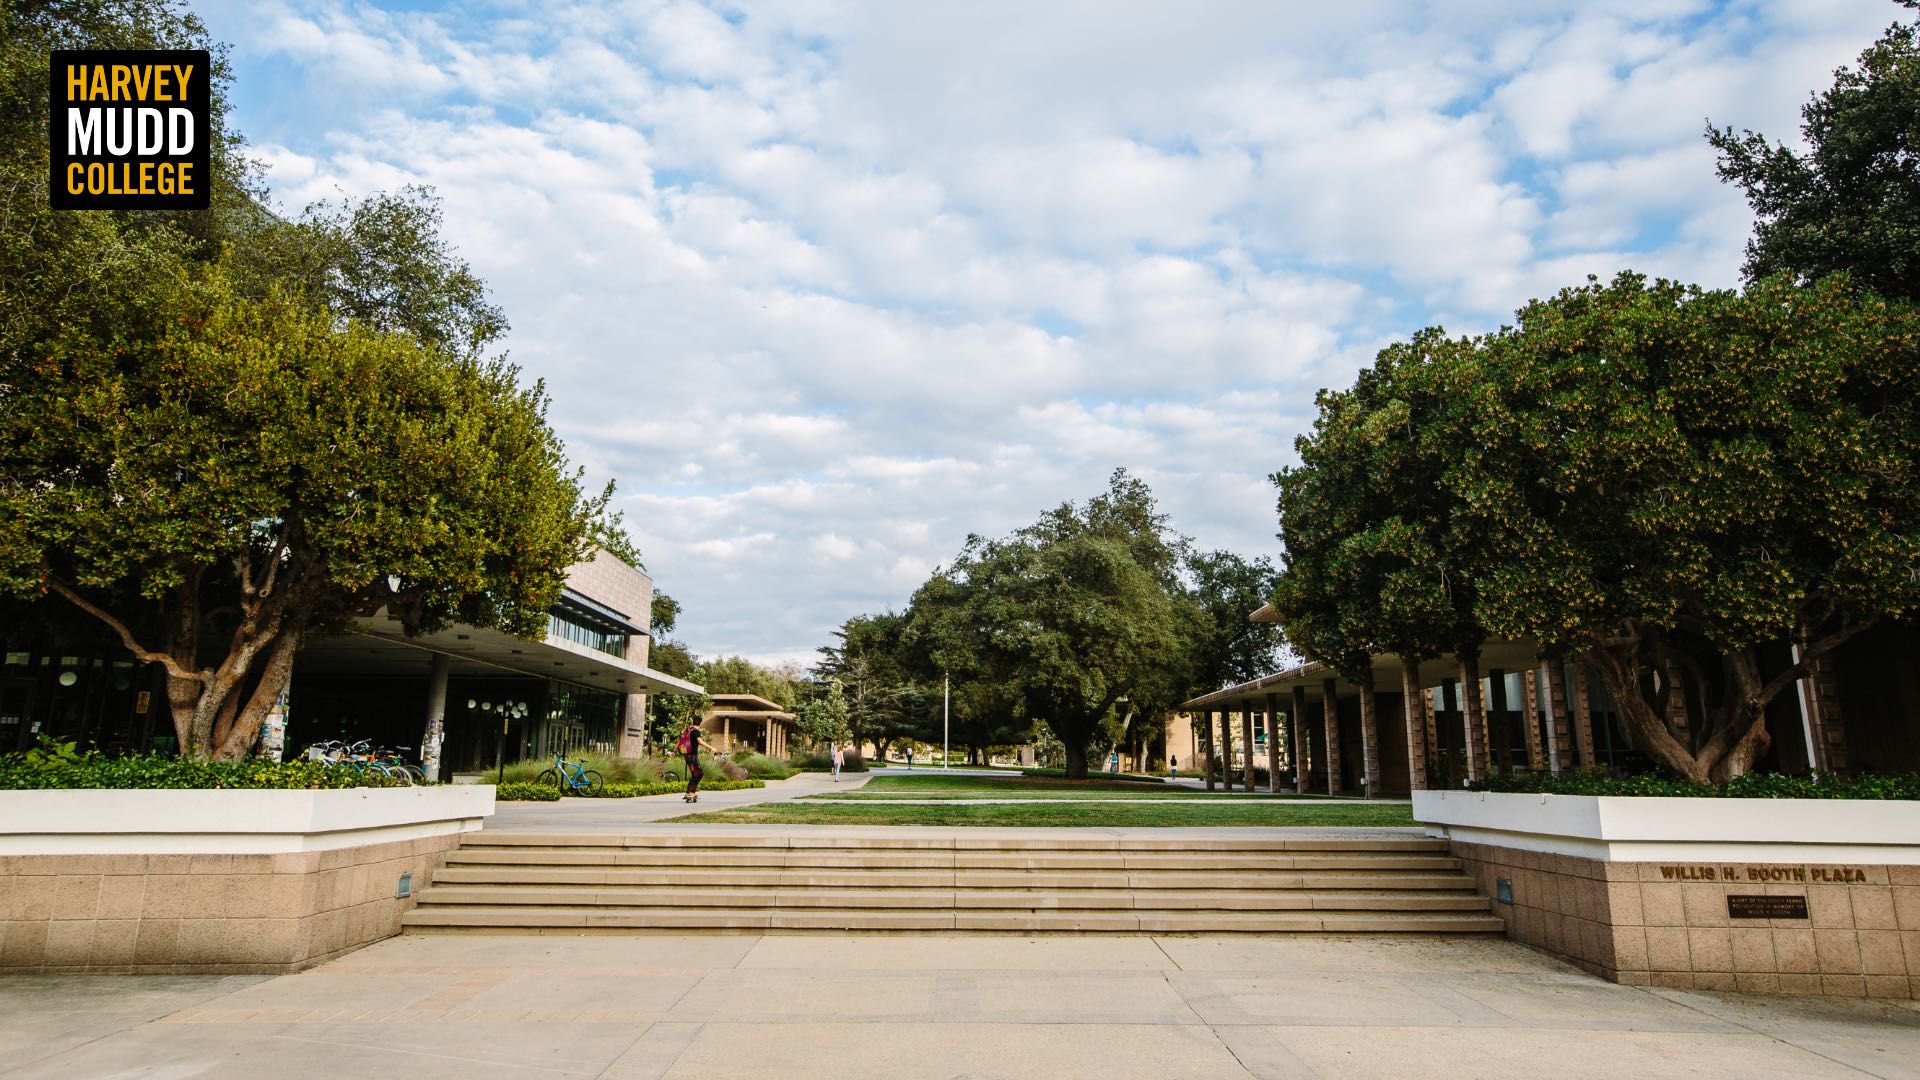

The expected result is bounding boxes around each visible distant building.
[1177,605,1919,794]
[0,548,701,777]
[700,693,795,759]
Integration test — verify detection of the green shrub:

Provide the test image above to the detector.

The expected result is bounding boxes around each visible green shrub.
[789,750,869,773]
[496,781,561,801]
[0,739,405,790]
[1019,768,1166,784]
[584,778,767,798]
[488,751,663,785]
[1475,769,1920,800]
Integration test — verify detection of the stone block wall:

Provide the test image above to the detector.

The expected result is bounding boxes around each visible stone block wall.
[1451,840,1920,999]
[0,833,462,974]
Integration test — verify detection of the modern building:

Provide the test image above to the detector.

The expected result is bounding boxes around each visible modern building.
[1176,606,1919,795]
[0,548,702,777]
[699,693,795,758]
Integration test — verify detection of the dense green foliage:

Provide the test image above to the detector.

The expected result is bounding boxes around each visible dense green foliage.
[1478,769,1920,800]
[1018,768,1165,784]
[495,781,561,801]
[1711,11,1920,300]
[789,749,868,772]
[0,2,618,760]
[1273,274,1920,784]
[0,740,402,790]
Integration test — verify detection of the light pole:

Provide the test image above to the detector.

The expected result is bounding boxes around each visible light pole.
[942,671,950,770]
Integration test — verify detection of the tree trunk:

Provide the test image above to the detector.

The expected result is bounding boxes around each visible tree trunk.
[1063,740,1089,780]
[214,628,300,760]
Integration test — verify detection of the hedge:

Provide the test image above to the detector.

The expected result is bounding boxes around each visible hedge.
[1019,768,1166,784]
[1474,769,1920,800]
[0,740,405,790]
[495,781,561,801]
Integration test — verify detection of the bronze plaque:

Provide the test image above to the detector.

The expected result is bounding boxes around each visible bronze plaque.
[1727,895,1809,920]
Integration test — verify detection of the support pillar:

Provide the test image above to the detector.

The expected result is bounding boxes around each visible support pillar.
[1544,660,1574,771]
[1241,707,1256,790]
[1400,657,1429,791]
[1219,709,1234,791]
[1201,710,1216,791]
[1459,655,1489,784]
[1290,685,1310,795]
[1357,677,1380,797]
[1488,667,1511,775]
[1572,664,1598,768]
[1322,677,1343,796]
[422,652,450,782]
[1804,653,1850,775]
[1265,692,1282,793]
[1522,668,1547,772]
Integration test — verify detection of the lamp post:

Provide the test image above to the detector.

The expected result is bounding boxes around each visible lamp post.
[942,671,950,770]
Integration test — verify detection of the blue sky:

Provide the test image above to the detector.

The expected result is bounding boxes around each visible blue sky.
[191,0,1901,665]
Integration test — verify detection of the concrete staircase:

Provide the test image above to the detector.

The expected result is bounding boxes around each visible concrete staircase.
[401,832,1504,934]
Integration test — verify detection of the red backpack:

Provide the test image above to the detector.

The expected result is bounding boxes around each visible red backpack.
[676,727,695,754]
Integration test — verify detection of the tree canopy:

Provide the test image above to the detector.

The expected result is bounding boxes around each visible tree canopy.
[1272,272,1920,783]
[1711,6,1920,301]
[0,0,619,758]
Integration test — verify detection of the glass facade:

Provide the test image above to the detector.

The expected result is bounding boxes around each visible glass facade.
[547,607,629,658]
[541,682,623,758]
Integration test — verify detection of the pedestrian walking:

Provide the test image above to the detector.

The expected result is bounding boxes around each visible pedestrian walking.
[905,746,913,769]
[1169,754,1178,778]
[832,743,844,782]
[678,722,720,802]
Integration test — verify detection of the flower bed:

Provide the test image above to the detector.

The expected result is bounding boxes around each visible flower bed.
[0,740,406,790]
[1474,769,1920,800]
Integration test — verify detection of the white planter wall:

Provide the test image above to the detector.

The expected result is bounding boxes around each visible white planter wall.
[0,785,495,854]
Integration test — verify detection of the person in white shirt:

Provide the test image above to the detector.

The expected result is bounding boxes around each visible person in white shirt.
[831,744,844,782]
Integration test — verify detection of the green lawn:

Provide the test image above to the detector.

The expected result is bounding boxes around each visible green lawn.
[807,774,1332,801]
[666,801,1417,827]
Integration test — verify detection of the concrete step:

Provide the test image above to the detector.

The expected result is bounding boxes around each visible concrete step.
[430,866,1480,891]
[402,904,1505,934]
[412,885,1493,912]
[443,849,1465,873]
[405,833,1497,937]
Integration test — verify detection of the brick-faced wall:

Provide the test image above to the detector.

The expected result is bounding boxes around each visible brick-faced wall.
[1451,840,1920,1000]
[0,833,462,974]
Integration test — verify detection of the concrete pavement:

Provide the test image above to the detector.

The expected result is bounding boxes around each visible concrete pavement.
[2,933,1916,1078]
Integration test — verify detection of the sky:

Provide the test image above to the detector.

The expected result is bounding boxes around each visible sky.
[191,0,1902,666]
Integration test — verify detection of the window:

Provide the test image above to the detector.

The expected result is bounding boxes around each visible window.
[547,608,629,658]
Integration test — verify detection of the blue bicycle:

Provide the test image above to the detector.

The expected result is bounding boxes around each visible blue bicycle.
[536,754,604,796]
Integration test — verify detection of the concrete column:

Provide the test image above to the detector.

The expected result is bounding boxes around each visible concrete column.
[1240,707,1256,790]
[1357,678,1381,796]
[421,652,450,782]
[1400,658,1429,791]
[1523,668,1548,772]
[1458,656,1489,784]
[1572,664,1598,767]
[1218,708,1234,791]
[1424,685,1441,773]
[1805,654,1850,775]
[1201,709,1216,791]
[1543,660,1574,771]
[1321,677,1343,796]
[1663,661,1691,738]
[1488,667,1511,775]
[1290,685,1310,795]
[1265,692,1282,793]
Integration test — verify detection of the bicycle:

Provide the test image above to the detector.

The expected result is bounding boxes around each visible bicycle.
[537,754,604,796]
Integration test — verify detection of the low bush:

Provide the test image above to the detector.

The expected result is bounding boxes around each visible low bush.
[1019,768,1166,784]
[1475,769,1920,800]
[0,739,405,790]
[488,751,664,785]
[496,781,561,801]
[586,778,766,798]
[790,750,869,773]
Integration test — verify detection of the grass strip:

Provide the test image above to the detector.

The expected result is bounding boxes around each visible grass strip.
[665,801,1417,827]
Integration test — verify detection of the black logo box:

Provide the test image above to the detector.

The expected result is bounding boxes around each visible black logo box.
[49,49,211,211]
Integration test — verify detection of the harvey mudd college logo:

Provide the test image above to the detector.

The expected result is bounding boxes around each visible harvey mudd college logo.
[49,50,211,211]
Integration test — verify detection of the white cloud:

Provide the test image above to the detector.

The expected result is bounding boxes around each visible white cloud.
[194,0,1900,663]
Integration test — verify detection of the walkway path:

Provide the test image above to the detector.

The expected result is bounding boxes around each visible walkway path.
[3,933,1914,1078]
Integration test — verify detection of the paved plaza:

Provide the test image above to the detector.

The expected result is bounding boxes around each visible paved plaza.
[2,932,1916,1079]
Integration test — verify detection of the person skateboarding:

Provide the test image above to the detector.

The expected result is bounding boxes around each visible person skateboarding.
[678,722,720,802]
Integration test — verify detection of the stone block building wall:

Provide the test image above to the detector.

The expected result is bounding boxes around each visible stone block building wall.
[0,834,463,974]
[563,548,656,757]
[1452,841,1920,999]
